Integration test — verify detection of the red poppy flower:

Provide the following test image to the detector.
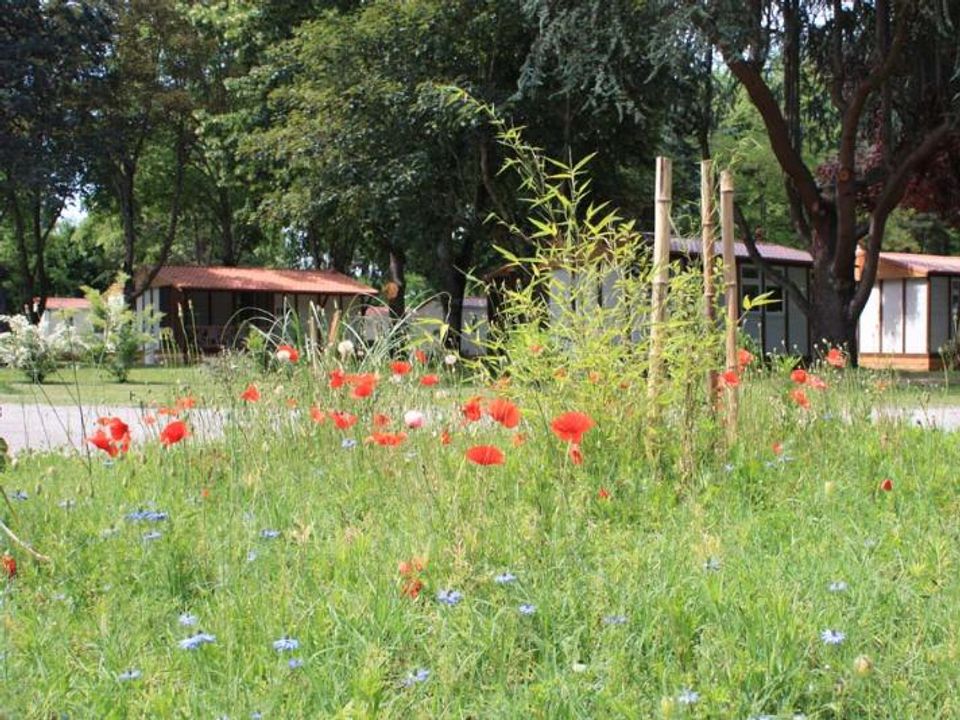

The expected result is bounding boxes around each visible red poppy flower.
[487,397,521,429]
[439,430,452,445]
[529,344,544,355]
[414,349,427,364]
[347,373,378,399]
[240,383,260,402]
[2,552,16,579]
[597,486,611,501]
[159,419,189,446]
[808,375,828,390]
[329,368,346,389]
[176,396,197,411]
[720,369,740,388]
[309,406,326,424]
[143,413,157,426]
[588,371,601,384]
[737,348,755,370]
[772,442,783,456]
[373,413,391,428]
[157,406,178,417]
[880,478,893,492]
[419,374,440,387]
[550,411,595,444]
[87,429,120,458]
[370,431,407,446]
[568,444,584,465]
[461,397,483,422]
[391,360,412,376]
[790,368,808,384]
[286,398,298,409]
[789,387,810,409]
[276,344,300,363]
[466,445,505,466]
[401,577,423,599]
[512,432,527,447]
[825,347,846,368]
[331,411,357,430]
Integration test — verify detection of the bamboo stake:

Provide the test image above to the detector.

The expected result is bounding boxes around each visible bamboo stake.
[307,304,319,372]
[720,170,739,444]
[701,159,719,406]
[646,156,672,459]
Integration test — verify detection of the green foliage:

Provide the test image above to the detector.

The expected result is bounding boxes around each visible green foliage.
[82,275,162,383]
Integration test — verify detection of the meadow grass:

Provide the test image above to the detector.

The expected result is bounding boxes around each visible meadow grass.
[0,366,205,407]
[2,361,960,719]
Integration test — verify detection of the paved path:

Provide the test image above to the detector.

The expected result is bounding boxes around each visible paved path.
[872,405,960,431]
[0,404,222,455]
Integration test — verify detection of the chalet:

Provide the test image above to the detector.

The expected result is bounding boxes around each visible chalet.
[136,265,377,362]
[37,297,93,337]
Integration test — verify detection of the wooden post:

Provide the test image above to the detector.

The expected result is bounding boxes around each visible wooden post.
[646,156,672,458]
[307,301,320,372]
[720,170,739,443]
[701,159,719,406]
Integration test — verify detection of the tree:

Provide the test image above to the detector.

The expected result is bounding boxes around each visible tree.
[669,0,960,357]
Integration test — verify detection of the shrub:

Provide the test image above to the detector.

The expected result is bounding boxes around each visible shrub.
[83,276,162,383]
[0,314,84,383]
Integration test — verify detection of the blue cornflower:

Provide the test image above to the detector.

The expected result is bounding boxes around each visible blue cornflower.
[400,668,430,687]
[118,669,142,682]
[602,614,627,626]
[246,550,258,562]
[494,572,517,585]
[251,714,263,720]
[703,557,722,572]
[272,636,300,652]
[142,531,162,542]
[341,438,357,449]
[178,632,216,650]
[677,688,700,705]
[11,490,27,501]
[179,613,199,627]
[436,589,463,606]
[820,629,846,645]
[260,529,280,539]
[126,509,168,522]
[287,658,304,669]
[518,603,536,616]
[828,581,848,593]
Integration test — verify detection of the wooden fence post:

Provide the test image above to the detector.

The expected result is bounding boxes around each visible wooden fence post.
[720,170,739,443]
[646,156,672,459]
[307,302,320,373]
[701,159,719,406]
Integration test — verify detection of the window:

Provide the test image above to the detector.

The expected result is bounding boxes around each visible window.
[740,266,761,312]
[951,279,960,339]
[763,280,784,315]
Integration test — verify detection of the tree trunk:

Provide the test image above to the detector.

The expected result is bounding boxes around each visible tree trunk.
[218,187,235,266]
[7,190,38,323]
[118,158,138,303]
[387,246,406,320]
[809,221,859,362]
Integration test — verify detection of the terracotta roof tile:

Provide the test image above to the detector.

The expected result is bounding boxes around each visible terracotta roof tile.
[145,265,377,295]
[40,297,92,310]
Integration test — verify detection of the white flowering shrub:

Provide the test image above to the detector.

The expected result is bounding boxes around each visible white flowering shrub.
[83,278,162,383]
[0,314,84,383]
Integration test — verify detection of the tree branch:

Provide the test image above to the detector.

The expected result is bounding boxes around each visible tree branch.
[735,202,811,316]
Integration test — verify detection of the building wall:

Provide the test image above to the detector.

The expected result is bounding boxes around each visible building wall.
[904,279,927,354]
[929,276,950,353]
[859,284,881,353]
[880,280,904,352]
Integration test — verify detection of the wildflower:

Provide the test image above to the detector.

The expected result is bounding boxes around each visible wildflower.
[529,344,544,355]
[329,368,346,389]
[461,397,483,422]
[309,406,326,424]
[602,614,627,625]
[512,432,527,447]
[401,578,423,599]
[487,398,521,429]
[825,347,846,368]
[444,353,458,366]
[808,375,828,390]
[349,374,377,399]
[828,581,848,593]
[2,553,16,579]
[275,344,299,363]
[419,374,440,387]
[790,368,808,384]
[550,411,595,444]
[178,632,216,650]
[403,410,426,429]
[677,688,700,705]
[737,348,755,369]
[391,360,412,376]
[880,478,893,492]
[371,413,390,428]
[568,444,584,465]
[246,550,258,563]
[853,654,874,676]
[370,431,407,447]
[720,369,740,387]
[143,413,157,426]
[820,629,846,645]
[414,349,428,364]
[159,420,189,446]
[337,339,355,359]
[772,442,783,456]
[597,486,610,500]
[341,438,357,449]
[260,529,280,539]
[176,396,196,411]
[142,531,162,542]
[439,430,452,445]
[588,371,601,384]
[494,572,517,585]
[436,589,463,606]
[10,490,27,500]
[789,387,810,409]
[272,636,300,652]
[118,669,142,682]
[88,429,121,458]
[331,411,357,430]
[288,658,304,669]
[518,603,536,615]
[466,445,505,466]
[240,384,261,402]
[400,668,430,688]
[703,557,721,572]
[125,509,168,522]
[179,613,199,626]
[58,499,76,509]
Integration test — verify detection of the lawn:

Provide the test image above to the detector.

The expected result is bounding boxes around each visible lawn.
[0,365,207,407]
[2,357,960,718]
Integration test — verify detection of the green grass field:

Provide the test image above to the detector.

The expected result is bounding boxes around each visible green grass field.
[0,366,207,407]
[2,360,960,717]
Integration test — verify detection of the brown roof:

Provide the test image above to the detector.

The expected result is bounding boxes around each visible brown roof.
[146,265,377,295]
[41,297,92,310]
[855,248,960,279]
[669,237,812,264]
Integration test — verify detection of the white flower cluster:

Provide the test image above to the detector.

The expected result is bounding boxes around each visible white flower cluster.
[0,314,87,382]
